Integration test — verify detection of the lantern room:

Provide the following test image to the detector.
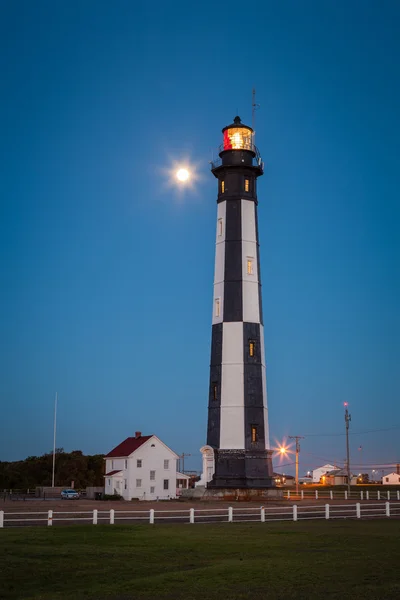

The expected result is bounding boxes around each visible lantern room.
[211,115,264,175]
[223,117,253,151]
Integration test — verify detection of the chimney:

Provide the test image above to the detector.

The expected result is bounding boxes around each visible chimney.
[396,464,400,475]
[135,431,141,439]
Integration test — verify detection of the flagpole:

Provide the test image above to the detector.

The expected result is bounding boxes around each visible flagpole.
[52,392,58,488]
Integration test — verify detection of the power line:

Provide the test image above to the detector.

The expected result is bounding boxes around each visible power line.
[302,425,400,438]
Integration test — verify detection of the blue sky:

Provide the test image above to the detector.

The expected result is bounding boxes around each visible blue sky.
[1,1,399,475]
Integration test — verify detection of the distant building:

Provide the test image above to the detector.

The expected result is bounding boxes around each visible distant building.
[274,472,295,486]
[312,464,335,483]
[323,469,348,486]
[104,432,179,500]
[382,472,400,485]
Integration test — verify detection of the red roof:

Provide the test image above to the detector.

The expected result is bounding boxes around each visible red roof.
[105,470,123,476]
[105,435,153,458]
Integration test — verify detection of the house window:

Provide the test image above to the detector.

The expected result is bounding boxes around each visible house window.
[108,479,111,486]
[116,480,120,489]
[249,340,255,357]
[212,382,218,401]
[137,459,142,468]
[136,479,142,488]
[124,460,128,469]
[247,259,253,275]
[215,298,220,317]
[218,218,223,236]
[124,479,127,490]
[164,460,169,470]
[163,479,169,490]
[221,180,225,193]
[150,470,155,480]
[111,460,114,469]
[245,179,250,192]
[251,425,258,443]
[386,477,389,482]
[150,486,155,494]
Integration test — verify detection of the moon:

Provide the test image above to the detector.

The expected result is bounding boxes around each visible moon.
[176,168,190,182]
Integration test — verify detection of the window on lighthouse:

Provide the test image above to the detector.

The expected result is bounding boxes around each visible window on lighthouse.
[218,218,223,236]
[249,340,255,357]
[221,180,225,193]
[251,426,258,443]
[212,383,218,401]
[245,179,250,192]
[247,259,254,275]
[215,298,220,317]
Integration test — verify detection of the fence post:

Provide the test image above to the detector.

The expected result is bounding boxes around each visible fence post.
[189,508,194,524]
[386,502,390,517]
[0,511,3,528]
[387,491,390,501]
[360,491,363,500]
[47,510,53,526]
[356,503,361,519]
[228,506,233,523]
[301,490,304,500]
[366,490,369,500]
[149,509,154,525]
[110,509,114,525]
[377,490,380,500]
[325,504,330,520]
[344,490,348,500]
[260,506,265,523]
[293,505,298,522]
[93,509,98,525]
[315,490,318,500]
[330,490,333,500]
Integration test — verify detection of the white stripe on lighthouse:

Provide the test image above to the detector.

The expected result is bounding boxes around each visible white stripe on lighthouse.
[241,199,260,323]
[220,322,245,449]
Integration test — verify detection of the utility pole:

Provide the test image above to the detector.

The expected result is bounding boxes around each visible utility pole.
[178,453,191,474]
[52,392,58,488]
[344,402,351,496]
[288,436,304,495]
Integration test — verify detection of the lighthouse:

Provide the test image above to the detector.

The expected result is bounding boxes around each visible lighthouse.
[202,116,275,490]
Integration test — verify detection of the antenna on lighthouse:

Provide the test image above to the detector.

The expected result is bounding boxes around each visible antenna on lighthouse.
[252,88,260,141]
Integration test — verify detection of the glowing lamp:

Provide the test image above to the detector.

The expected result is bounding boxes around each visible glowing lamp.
[223,124,253,151]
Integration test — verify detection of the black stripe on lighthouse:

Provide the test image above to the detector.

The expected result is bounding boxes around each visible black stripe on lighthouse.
[207,323,222,448]
[223,199,243,322]
[243,322,266,451]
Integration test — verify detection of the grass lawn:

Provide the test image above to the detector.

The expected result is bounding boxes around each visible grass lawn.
[1,520,400,599]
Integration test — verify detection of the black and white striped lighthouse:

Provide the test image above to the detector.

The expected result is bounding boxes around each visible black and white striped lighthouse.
[205,116,274,489]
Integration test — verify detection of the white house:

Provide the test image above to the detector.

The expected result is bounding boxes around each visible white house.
[312,464,335,483]
[382,472,400,485]
[104,431,179,500]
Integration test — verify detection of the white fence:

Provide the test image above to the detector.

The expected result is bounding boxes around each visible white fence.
[1,502,400,528]
[284,489,400,501]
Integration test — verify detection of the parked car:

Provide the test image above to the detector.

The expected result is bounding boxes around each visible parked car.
[61,489,80,500]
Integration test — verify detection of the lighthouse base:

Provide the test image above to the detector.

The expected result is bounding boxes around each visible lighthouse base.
[207,448,275,489]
